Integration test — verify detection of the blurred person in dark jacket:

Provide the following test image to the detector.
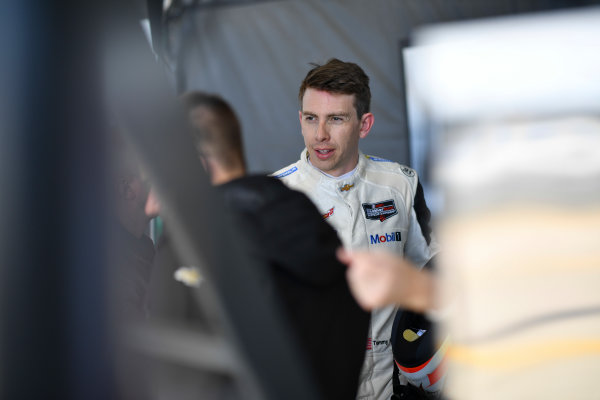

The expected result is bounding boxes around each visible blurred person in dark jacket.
[109,130,157,319]
[168,91,371,399]
[108,129,158,400]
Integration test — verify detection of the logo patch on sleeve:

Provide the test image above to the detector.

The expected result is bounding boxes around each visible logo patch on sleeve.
[362,200,398,222]
[401,166,415,177]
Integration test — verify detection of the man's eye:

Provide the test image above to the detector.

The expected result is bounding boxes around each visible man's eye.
[330,116,345,123]
[304,115,316,122]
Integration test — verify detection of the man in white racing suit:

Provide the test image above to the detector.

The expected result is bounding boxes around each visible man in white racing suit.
[272,58,439,399]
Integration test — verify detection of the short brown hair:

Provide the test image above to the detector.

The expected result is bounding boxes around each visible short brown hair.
[180,91,246,171]
[298,58,371,118]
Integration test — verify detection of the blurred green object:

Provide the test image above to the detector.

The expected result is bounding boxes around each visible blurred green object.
[150,216,164,244]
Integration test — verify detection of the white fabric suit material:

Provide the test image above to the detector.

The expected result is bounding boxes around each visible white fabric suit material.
[273,149,439,400]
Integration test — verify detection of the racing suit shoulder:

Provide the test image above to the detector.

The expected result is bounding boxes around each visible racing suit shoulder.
[271,150,320,193]
[361,155,437,261]
[361,155,419,198]
[271,161,301,180]
[270,160,306,188]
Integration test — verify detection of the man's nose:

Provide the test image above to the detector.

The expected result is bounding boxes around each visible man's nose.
[315,121,329,141]
[145,189,161,218]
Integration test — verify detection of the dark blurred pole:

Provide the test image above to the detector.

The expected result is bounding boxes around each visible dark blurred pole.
[0,1,114,399]
[147,0,165,60]
[104,3,321,399]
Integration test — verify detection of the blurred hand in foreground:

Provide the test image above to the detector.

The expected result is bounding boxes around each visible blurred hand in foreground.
[337,248,434,312]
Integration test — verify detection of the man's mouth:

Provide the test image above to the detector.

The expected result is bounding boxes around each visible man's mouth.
[314,148,334,160]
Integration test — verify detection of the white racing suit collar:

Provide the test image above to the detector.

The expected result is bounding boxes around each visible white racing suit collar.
[300,148,367,192]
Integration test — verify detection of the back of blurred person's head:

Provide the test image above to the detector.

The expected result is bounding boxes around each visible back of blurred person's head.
[180,92,246,184]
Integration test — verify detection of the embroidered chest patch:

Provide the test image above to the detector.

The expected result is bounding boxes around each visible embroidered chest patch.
[362,200,398,222]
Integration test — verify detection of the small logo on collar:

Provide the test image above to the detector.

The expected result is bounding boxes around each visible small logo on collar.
[322,207,334,220]
[365,155,392,162]
[274,166,297,178]
[340,184,354,192]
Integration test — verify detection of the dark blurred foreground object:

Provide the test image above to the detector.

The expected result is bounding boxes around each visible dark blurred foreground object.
[220,175,370,399]
[0,1,115,399]
[105,4,328,400]
[150,90,369,398]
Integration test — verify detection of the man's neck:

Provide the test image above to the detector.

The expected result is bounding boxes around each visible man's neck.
[307,157,358,180]
[210,163,246,185]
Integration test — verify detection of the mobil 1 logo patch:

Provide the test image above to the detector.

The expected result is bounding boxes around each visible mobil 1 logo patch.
[370,231,401,245]
[362,199,398,222]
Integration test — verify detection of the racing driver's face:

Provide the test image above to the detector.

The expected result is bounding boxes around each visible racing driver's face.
[299,88,374,177]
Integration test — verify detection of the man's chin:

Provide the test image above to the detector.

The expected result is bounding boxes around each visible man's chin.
[312,159,333,172]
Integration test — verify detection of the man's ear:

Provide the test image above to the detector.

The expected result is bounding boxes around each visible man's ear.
[359,112,374,139]
[298,110,303,124]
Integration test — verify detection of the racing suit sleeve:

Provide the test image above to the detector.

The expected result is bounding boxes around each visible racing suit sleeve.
[404,180,439,271]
